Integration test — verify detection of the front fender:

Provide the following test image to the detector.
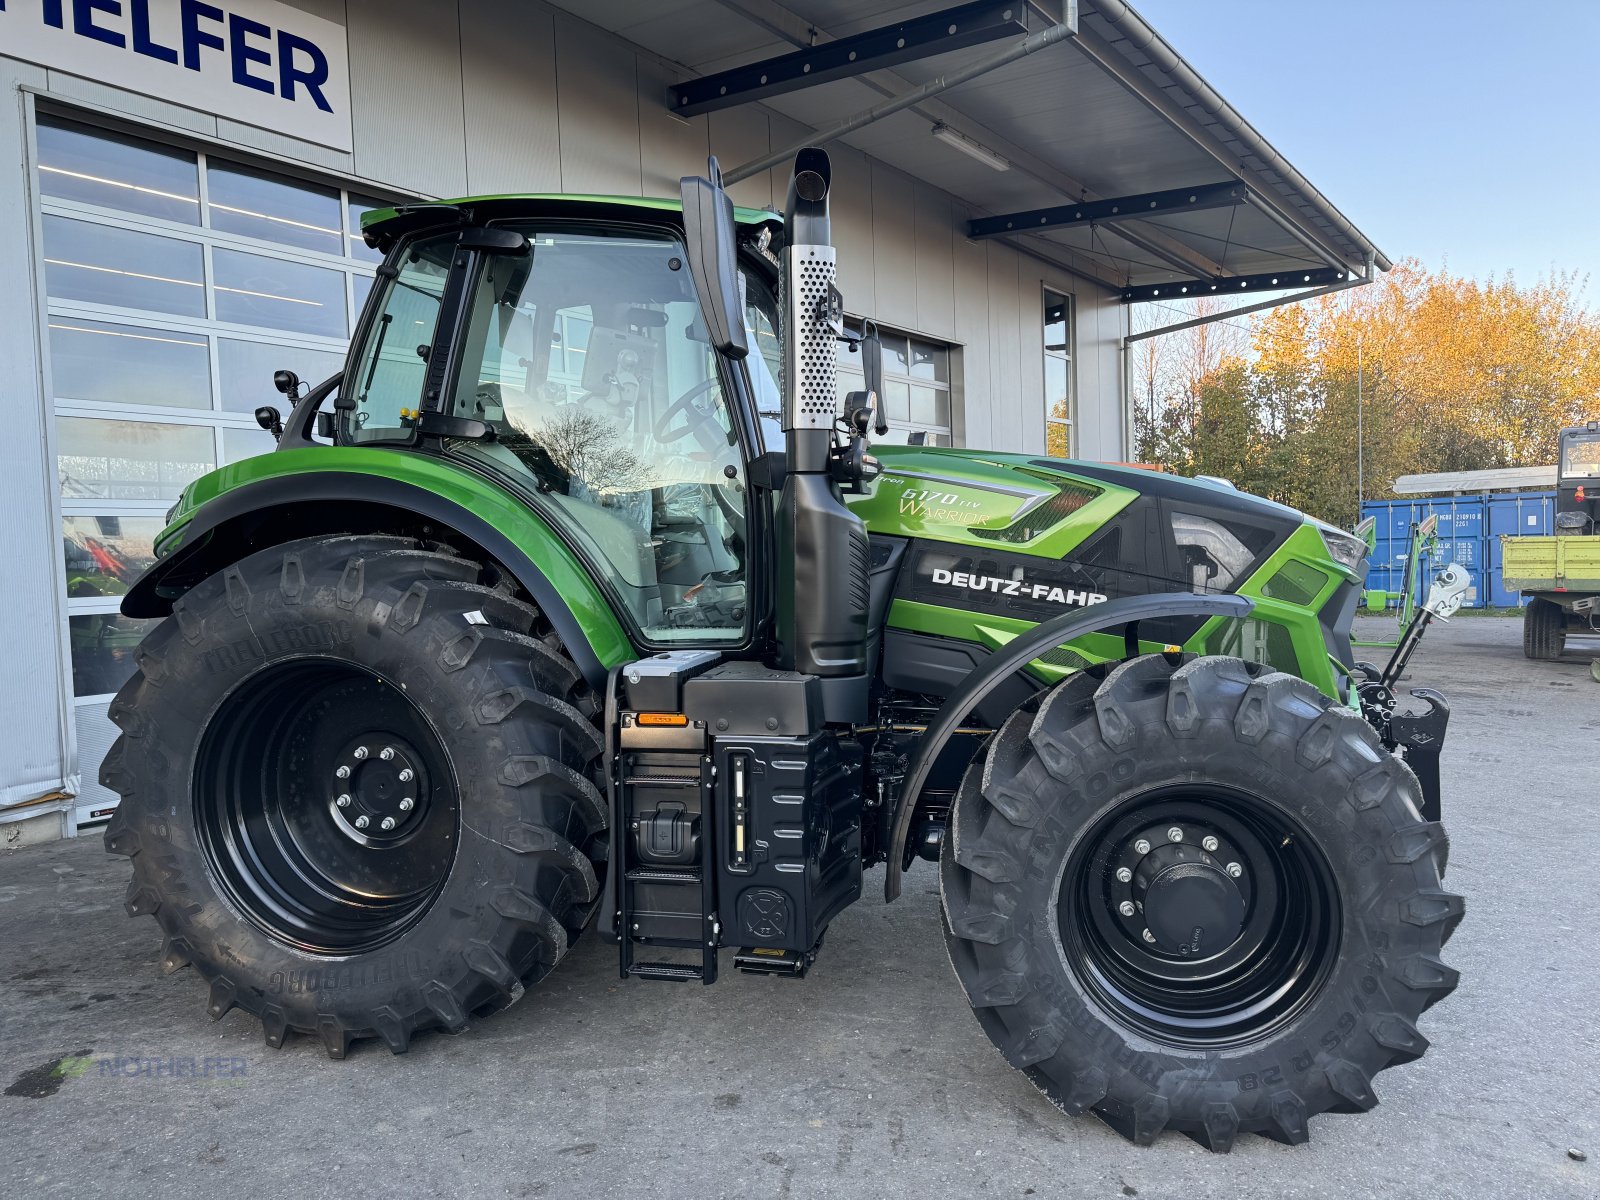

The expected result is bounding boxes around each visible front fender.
[122,450,633,688]
[884,591,1254,901]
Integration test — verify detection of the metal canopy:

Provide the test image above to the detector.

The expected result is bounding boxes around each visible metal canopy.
[550,0,1387,296]
[670,0,1030,118]
[1120,265,1350,304]
[967,180,1244,240]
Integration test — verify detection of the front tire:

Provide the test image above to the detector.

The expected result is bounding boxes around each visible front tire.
[941,654,1461,1150]
[102,534,607,1057]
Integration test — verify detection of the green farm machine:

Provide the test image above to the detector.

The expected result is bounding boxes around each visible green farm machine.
[103,151,1462,1150]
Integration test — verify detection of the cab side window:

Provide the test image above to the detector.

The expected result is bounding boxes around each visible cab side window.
[445,227,749,645]
[344,238,451,442]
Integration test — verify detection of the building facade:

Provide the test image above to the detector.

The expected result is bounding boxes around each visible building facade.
[0,0,1382,840]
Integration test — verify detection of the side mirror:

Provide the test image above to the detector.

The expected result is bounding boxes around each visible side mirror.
[1353,515,1377,550]
[679,157,749,361]
[858,322,887,436]
[273,369,301,400]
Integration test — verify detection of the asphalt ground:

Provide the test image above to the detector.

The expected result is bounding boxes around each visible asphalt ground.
[1,614,1596,1199]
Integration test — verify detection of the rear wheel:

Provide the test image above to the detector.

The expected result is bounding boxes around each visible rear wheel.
[103,534,606,1056]
[1523,597,1566,660]
[941,654,1461,1150]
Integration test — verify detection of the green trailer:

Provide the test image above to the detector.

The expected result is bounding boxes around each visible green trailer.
[1503,422,1600,659]
[1502,533,1600,659]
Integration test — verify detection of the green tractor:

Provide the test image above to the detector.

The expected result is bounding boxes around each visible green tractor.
[103,150,1461,1150]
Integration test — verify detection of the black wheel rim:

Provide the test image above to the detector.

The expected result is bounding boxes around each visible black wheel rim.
[1058,786,1341,1048]
[195,659,459,955]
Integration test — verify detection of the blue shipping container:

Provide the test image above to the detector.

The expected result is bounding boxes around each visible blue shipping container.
[1358,492,1551,609]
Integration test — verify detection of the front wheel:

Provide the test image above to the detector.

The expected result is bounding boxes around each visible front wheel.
[102,534,607,1057]
[941,654,1462,1150]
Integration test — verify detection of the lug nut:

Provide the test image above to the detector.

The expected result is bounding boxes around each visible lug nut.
[1141,928,1156,944]
[1202,835,1219,852]
[1116,866,1133,883]
[335,793,351,808]
[353,746,369,760]
[399,798,414,812]
[1134,839,1151,855]
[1167,827,1184,843]
[354,815,370,829]
[335,765,351,780]
[1227,862,1243,878]
[398,768,414,783]
[380,817,396,831]
[1119,901,1136,917]
[380,747,395,761]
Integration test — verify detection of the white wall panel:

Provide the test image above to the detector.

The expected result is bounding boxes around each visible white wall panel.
[829,143,876,319]
[708,107,771,211]
[42,70,218,138]
[346,0,467,198]
[462,0,562,195]
[869,162,917,333]
[0,63,75,816]
[951,203,991,450]
[554,13,643,196]
[912,184,955,342]
[638,56,709,196]
[984,242,1024,453]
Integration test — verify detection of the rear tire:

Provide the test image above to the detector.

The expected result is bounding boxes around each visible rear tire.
[941,654,1461,1150]
[1523,597,1565,660]
[102,534,606,1057]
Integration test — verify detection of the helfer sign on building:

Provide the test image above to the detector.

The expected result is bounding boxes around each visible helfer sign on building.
[0,0,353,151]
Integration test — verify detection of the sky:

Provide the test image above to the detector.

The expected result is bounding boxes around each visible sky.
[1132,0,1600,294]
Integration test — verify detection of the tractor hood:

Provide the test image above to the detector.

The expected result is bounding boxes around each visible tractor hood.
[850,445,1313,556]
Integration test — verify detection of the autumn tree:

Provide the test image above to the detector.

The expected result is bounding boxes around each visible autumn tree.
[1136,262,1600,527]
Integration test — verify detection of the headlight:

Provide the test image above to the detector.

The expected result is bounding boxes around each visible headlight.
[1318,526,1368,571]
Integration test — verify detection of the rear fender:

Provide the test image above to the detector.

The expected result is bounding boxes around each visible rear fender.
[121,469,632,688]
[885,592,1254,901]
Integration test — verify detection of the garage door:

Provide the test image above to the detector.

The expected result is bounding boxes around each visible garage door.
[36,111,386,830]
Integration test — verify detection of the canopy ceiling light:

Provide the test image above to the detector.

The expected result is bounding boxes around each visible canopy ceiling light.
[930,122,1009,172]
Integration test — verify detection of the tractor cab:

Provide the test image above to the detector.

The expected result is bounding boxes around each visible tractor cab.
[1556,421,1600,532]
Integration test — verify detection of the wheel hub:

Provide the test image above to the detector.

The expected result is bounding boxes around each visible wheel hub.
[1061,789,1341,1047]
[1136,849,1246,955]
[330,735,426,843]
[1108,820,1252,958]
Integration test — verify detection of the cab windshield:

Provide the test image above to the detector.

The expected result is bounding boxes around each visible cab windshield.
[346,223,776,645]
[1561,431,1600,479]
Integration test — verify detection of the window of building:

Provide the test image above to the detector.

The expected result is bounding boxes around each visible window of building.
[835,323,955,446]
[1044,289,1072,457]
[36,112,393,702]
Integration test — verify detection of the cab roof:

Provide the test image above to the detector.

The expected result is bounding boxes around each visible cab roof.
[361,193,782,244]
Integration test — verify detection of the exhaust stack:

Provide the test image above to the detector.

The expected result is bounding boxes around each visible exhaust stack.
[774,148,868,680]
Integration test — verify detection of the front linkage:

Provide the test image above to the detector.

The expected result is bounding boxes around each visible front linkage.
[1353,562,1470,822]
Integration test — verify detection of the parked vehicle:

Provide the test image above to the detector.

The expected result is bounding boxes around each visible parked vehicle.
[102,151,1461,1150]
[1503,422,1600,658]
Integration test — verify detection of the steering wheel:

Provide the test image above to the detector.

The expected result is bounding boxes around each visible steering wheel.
[652,377,725,448]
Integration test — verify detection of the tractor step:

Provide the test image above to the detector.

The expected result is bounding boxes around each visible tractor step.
[733,946,812,978]
[625,867,701,883]
[626,961,705,982]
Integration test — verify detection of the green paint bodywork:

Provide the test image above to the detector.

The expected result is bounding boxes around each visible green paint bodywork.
[847,446,1354,699]
[159,440,1352,700]
[160,448,634,671]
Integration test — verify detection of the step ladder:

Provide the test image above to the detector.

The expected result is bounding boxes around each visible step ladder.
[614,748,719,984]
